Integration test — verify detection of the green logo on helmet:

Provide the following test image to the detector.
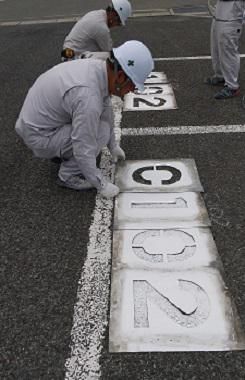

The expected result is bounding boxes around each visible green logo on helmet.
[128,60,134,66]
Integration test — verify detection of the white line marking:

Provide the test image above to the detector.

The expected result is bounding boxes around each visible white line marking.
[0,8,212,26]
[64,97,123,380]
[154,56,211,61]
[0,17,80,26]
[154,54,245,61]
[121,125,245,136]
[133,10,171,17]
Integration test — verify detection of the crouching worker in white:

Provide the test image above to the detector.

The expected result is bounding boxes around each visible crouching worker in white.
[15,40,154,198]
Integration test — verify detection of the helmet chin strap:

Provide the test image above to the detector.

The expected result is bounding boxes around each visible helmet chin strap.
[113,60,123,96]
[113,59,131,97]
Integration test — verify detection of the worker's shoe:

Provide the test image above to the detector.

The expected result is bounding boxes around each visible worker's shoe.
[204,76,225,86]
[214,86,240,100]
[51,157,62,164]
[56,175,93,191]
[50,156,69,164]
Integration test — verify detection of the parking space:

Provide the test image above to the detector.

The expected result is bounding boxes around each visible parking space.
[1,12,245,380]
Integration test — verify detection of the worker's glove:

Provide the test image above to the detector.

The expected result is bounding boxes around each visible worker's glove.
[111,145,126,163]
[99,181,119,198]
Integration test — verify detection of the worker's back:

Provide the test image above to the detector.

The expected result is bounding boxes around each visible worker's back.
[16,59,107,131]
[63,10,112,56]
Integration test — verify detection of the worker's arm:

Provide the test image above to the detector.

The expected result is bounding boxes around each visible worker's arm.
[94,24,113,52]
[63,87,105,190]
[101,96,126,162]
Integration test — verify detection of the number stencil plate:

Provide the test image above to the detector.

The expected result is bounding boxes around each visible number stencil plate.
[112,228,219,271]
[144,72,169,84]
[109,162,245,351]
[124,84,177,111]
[123,72,177,111]
[109,269,244,352]
[115,159,203,192]
[114,192,210,230]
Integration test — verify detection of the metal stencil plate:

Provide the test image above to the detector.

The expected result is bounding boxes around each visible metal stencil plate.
[145,72,169,84]
[115,159,204,192]
[114,192,210,229]
[109,268,245,352]
[112,227,220,271]
[123,84,177,111]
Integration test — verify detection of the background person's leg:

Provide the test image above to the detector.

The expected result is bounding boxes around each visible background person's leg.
[219,21,242,90]
[211,19,224,79]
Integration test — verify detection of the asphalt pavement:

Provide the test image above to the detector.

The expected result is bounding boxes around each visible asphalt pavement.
[1,9,245,380]
[0,0,207,22]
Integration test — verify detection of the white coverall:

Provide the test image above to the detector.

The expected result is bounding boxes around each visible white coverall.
[15,59,117,190]
[211,0,245,89]
[63,10,112,58]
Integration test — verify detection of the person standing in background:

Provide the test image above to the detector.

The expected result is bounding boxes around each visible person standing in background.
[205,0,245,99]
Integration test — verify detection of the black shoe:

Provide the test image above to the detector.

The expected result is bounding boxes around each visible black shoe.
[214,86,240,99]
[50,157,62,164]
[56,175,93,190]
[204,76,225,86]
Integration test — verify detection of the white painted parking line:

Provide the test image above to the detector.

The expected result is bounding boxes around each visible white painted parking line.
[64,97,123,380]
[114,192,210,229]
[154,54,245,61]
[155,55,211,61]
[0,17,80,26]
[122,124,245,136]
[133,9,171,17]
[64,152,113,380]
[115,159,203,193]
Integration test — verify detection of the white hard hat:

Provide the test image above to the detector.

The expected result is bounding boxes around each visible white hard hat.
[113,40,154,92]
[112,0,132,25]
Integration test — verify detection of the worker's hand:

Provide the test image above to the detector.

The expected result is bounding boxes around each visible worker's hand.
[99,181,119,198]
[111,145,126,163]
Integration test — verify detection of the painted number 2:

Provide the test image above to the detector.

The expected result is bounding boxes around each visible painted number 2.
[133,279,210,328]
[133,97,166,108]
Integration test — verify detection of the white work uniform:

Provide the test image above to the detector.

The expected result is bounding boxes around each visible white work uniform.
[211,0,245,89]
[15,59,116,190]
[63,10,112,58]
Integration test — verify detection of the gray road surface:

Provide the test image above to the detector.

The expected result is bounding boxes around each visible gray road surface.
[1,4,245,380]
[0,0,208,21]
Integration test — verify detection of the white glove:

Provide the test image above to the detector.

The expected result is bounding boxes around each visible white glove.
[99,182,119,198]
[111,145,126,163]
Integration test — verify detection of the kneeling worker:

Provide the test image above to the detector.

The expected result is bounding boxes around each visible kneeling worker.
[15,41,154,198]
[61,0,132,61]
